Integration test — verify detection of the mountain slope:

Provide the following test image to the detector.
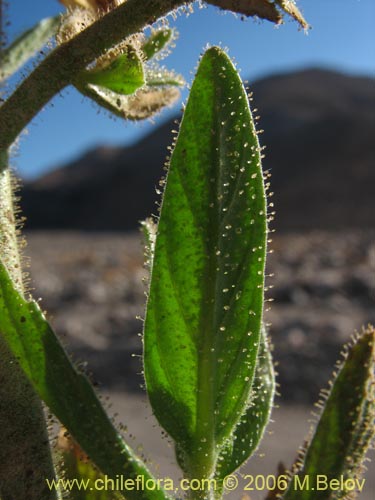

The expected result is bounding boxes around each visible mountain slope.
[21,68,375,231]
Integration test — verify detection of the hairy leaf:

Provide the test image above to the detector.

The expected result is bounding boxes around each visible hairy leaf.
[76,82,180,120]
[75,45,183,120]
[215,325,275,481]
[206,0,308,28]
[142,28,174,60]
[0,16,60,81]
[77,47,145,95]
[206,0,282,23]
[282,327,375,500]
[0,153,57,500]
[0,260,170,500]
[145,67,184,87]
[141,217,157,268]
[275,0,309,30]
[143,46,267,478]
[76,56,184,120]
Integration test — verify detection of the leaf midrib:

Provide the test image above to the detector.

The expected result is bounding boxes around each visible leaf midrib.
[193,65,225,474]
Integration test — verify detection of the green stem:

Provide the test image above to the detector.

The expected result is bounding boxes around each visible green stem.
[0,0,188,149]
[0,3,187,497]
[0,152,58,500]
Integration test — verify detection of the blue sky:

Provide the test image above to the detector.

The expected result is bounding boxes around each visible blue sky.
[4,0,375,179]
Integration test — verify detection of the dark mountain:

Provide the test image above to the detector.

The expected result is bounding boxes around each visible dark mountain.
[21,68,375,231]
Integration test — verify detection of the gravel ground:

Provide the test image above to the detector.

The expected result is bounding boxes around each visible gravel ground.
[23,230,374,499]
[25,229,375,403]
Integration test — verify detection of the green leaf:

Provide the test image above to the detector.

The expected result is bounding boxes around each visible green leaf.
[77,48,145,95]
[0,16,60,81]
[0,335,58,500]
[282,327,375,500]
[0,153,58,500]
[75,45,183,120]
[142,28,174,60]
[0,260,170,500]
[215,325,275,482]
[143,46,267,479]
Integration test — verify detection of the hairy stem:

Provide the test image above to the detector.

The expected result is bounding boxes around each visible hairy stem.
[0,0,188,149]
[0,159,24,294]
[0,152,58,500]
[0,2,187,497]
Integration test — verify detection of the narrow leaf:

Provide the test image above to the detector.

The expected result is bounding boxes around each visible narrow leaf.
[77,48,145,95]
[282,327,375,500]
[215,325,275,481]
[144,46,267,478]
[0,153,57,500]
[0,16,60,81]
[142,28,174,60]
[0,260,170,500]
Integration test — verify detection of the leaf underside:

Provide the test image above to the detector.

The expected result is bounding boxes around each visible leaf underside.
[77,82,181,121]
[207,0,308,29]
[206,0,282,23]
[144,46,268,474]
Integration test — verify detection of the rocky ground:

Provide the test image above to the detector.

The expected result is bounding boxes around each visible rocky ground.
[25,229,375,404]
[24,229,375,499]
